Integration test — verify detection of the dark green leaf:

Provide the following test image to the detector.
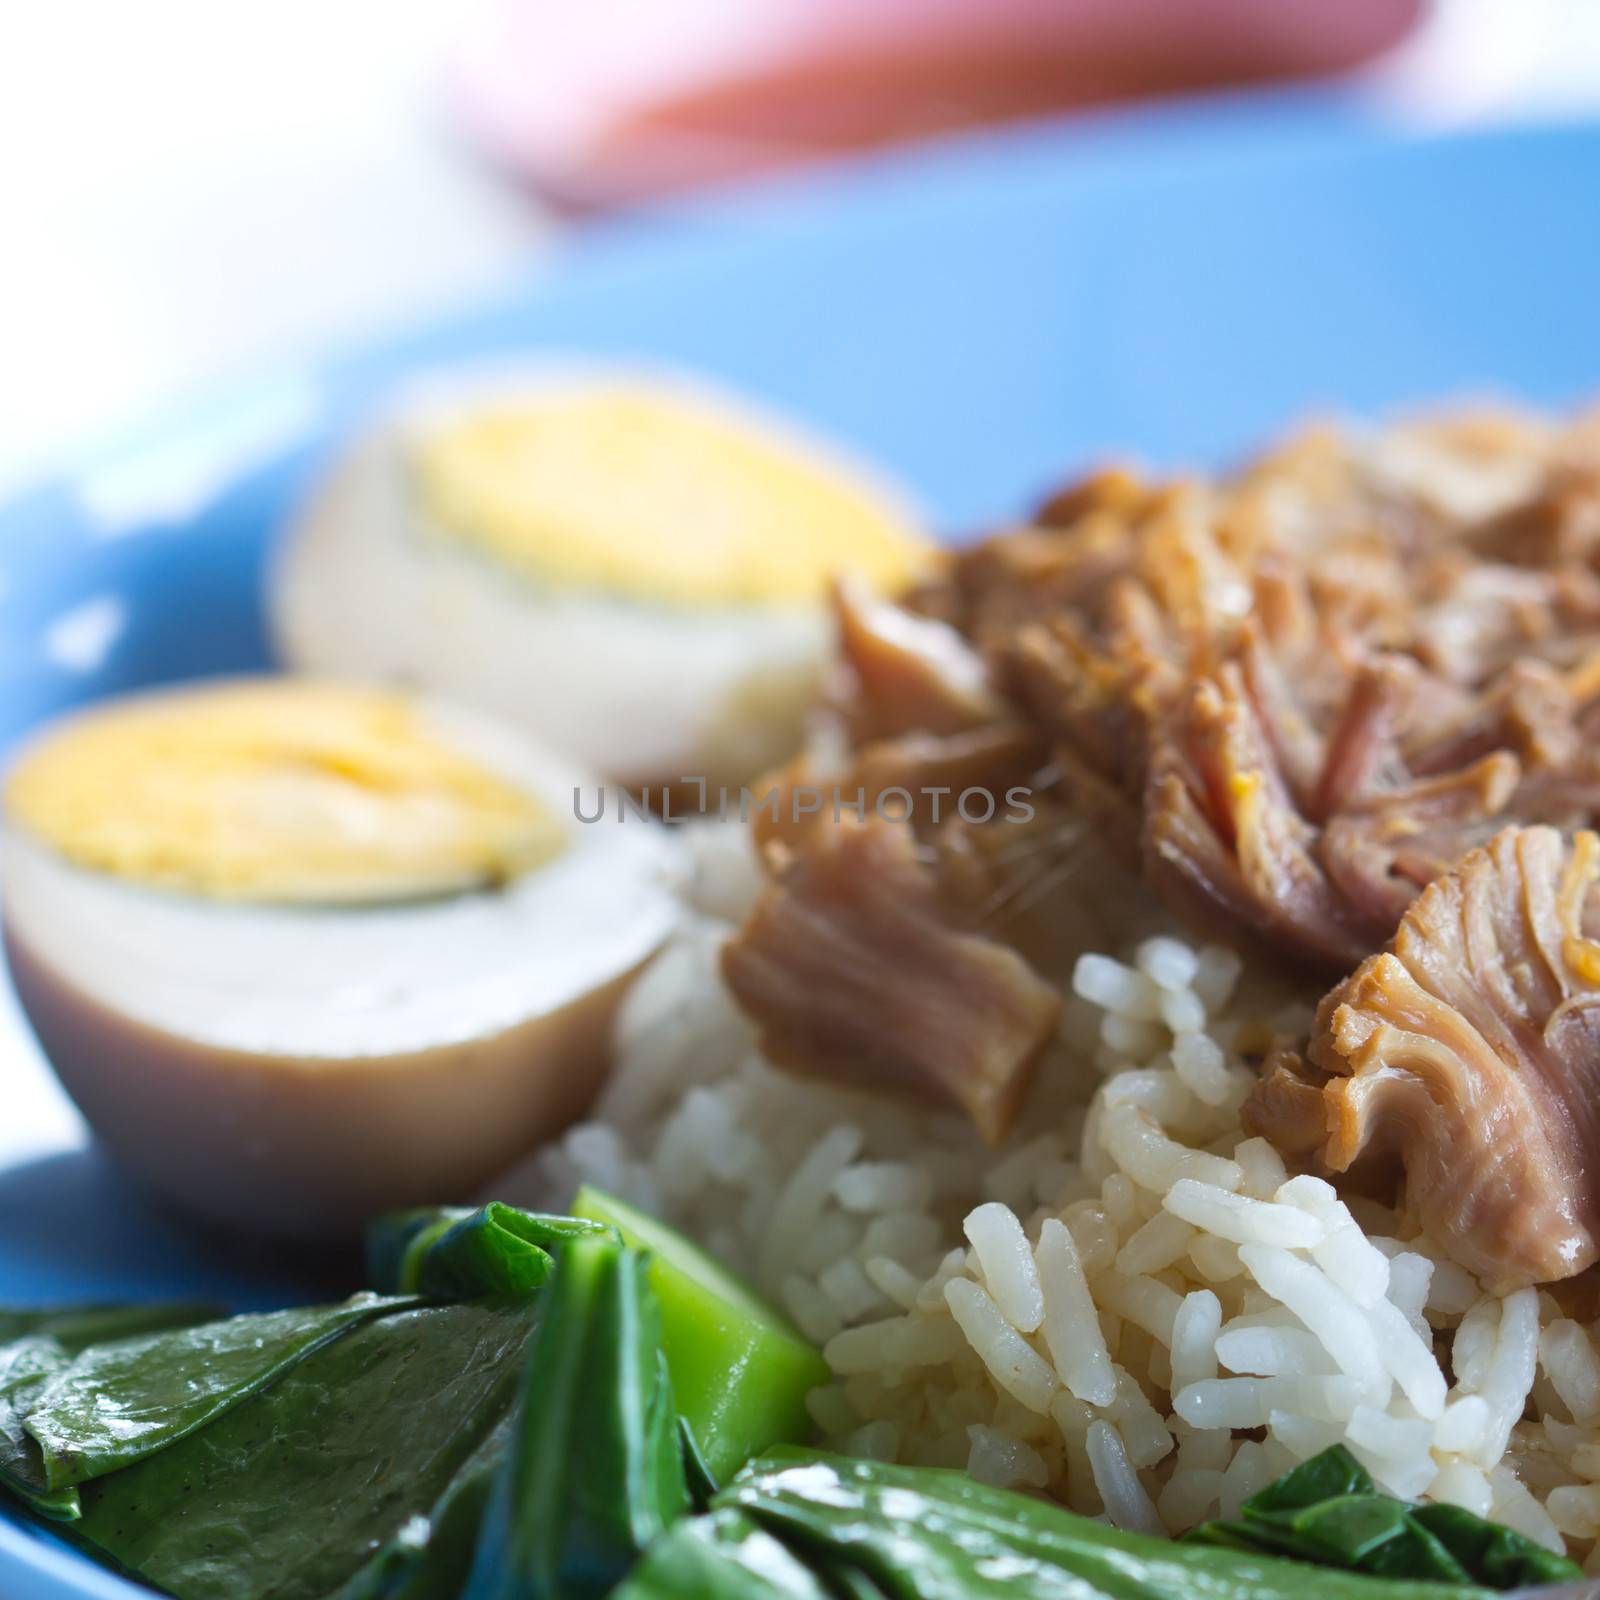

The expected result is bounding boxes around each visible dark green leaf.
[1242,1445,1375,1512]
[679,1417,719,1514]
[332,1411,515,1600]
[0,1310,58,1345]
[614,1508,837,1600]
[716,1450,1498,1600]
[0,1302,222,1355]
[0,1307,130,1346]
[25,1292,405,1489]
[1191,1501,1473,1585]
[1186,1446,1580,1590]
[821,1568,894,1600]
[0,1338,79,1519]
[464,1235,690,1600]
[366,1209,473,1294]
[0,1301,221,1520]
[75,1297,538,1600]
[1410,1502,1584,1591]
[415,1205,611,1302]
[367,1204,612,1300]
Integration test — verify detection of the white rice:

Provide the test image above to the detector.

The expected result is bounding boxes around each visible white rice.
[1163,1181,1323,1250]
[1215,1323,1329,1379]
[1087,1419,1164,1535]
[965,1203,1045,1333]
[497,815,1600,1559]
[1036,1218,1117,1406]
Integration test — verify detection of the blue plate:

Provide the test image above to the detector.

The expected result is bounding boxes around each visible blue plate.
[2,89,1599,1597]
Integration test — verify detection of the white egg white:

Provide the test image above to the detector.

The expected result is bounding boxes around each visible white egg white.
[269,367,919,790]
[1,697,682,1235]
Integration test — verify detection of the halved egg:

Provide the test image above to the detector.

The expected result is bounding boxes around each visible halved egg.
[270,368,932,790]
[1,679,679,1235]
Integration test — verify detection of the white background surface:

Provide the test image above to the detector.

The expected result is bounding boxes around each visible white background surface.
[4,0,1600,497]
[0,0,549,496]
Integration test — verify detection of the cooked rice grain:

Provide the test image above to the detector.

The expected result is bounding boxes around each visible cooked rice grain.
[495,829,1594,1556]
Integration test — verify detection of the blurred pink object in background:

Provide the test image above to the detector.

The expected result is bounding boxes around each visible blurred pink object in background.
[451,0,1423,210]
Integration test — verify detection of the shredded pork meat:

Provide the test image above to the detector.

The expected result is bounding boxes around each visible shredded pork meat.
[721,815,1061,1143]
[1246,827,1600,1291]
[830,576,1007,742]
[723,405,1600,1232]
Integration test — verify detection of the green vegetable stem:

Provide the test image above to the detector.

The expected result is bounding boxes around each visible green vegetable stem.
[572,1186,828,1480]
[464,1234,689,1600]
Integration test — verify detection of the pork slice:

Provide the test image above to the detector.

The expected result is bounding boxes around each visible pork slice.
[953,512,1141,645]
[831,577,1006,742]
[1306,654,1418,821]
[934,802,1148,985]
[1232,621,1330,811]
[1513,752,1600,833]
[721,814,1061,1144]
[1409,556,1600,688]
[1006,614,1161,801]
[1471,462,1600,568]
[748,722,1043,861]
[1247,825,1600,1290]
[1305,535,1415,654]
[1319,753,1521,935]
[1406,657,1577,776]
[1033,464,1152,529]
[1143,665,1376,973]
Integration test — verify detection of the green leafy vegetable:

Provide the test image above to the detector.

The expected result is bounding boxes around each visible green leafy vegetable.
[0,1302,222,1353]
[0,1307,125,1346]
[366,1208,469,1294]
[368,1204,612,1301]
[331,1412,515,1600]
[464,1234,689,1600]
[1245,1445,1371,1510]
[678,1417,720,1514]
[620,1507,836,1600]
[413,1205,611,1301]
[74,1298,538,1600]
[25,1292,405,1490]
[1188,1446,1580,1590]
[572,1186,828,1480]
[617,1450,1505,1600]
[0,1301,220,1520]
[0,1339,79,1519]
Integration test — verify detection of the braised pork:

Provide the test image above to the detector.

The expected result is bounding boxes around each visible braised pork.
[723,406,1600,1162]
[1246,827,1600,1291]
[830,577,1006,742]
[721,815,1061,1143]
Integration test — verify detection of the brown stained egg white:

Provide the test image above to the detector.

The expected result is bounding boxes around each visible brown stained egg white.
[1,679,679,1235]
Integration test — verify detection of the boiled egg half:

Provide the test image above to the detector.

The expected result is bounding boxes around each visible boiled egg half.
[1,679,679,1235]
[270,369,931,790]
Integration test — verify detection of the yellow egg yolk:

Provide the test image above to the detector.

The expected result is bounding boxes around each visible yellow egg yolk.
[5,682,565,902]
[410,382,931,607]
